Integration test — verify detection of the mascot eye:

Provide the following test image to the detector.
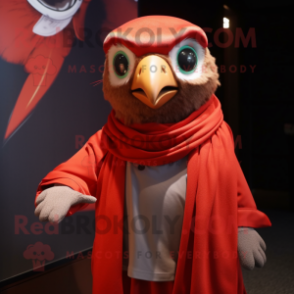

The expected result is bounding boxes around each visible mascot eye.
[113,51,129,78]
[177,46,197,74]
[39,0,77,11]
[28,0,82,19]
[108,44,135,86]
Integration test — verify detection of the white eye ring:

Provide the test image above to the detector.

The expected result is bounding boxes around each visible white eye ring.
[107,44,136,87]
[27,0,83,20]
[168,38,205,81]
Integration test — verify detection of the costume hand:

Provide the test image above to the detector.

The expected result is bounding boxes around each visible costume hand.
[34,185,96,223]
[237,227,267,270]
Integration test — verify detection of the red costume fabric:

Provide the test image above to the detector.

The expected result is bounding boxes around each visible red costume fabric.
[122,270,174,294]
[36,95,271,294]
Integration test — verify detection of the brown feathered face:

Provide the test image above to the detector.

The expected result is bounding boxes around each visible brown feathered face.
[103,38,220,125]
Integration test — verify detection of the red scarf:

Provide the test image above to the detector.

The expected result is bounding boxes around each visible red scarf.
[92,95,248,293]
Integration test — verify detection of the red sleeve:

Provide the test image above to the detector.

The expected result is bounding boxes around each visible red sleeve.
[223,121,271,228]
[236,159,272,228]
[35,130,108,216]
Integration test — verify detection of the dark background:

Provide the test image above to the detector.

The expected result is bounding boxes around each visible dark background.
[1,0,294,293]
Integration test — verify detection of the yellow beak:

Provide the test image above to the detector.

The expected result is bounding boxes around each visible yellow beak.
[131,55,178,109]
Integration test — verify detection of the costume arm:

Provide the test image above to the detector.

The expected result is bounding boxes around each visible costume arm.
[223,121,271,228]
[35,130,107,216]
[236,159,272,228]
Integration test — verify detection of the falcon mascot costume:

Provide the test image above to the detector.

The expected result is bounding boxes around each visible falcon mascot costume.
[35,15,271,294]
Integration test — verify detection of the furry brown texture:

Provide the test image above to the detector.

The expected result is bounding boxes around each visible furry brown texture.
[102,48,220,124]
